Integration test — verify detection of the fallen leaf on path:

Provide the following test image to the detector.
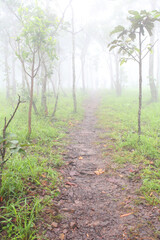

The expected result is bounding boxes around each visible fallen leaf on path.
[51,222,58,228]
[70,221,77,229]
[79,156,83,160]
[119,174,123,178]
[150,161,154,165]
[63,229,68,234]
[59,233,65,240]
[94,169,105,175]
[120,212,134,218]
[65,181,77,186]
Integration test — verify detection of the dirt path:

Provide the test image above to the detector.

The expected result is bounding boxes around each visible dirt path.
[42,95,160,240]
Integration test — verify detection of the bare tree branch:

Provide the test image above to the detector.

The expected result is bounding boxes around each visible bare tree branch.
[118,45,139,63]
[54,0,72,34]
[5,96,23,129]
[142,39,159,60]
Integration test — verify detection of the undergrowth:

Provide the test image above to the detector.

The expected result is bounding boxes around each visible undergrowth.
[0,91,84,239]
[98,90,160,205]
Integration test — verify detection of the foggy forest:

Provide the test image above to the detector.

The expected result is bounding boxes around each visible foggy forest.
[0,0,160,239]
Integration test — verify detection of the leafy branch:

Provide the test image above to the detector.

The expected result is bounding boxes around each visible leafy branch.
[0,96,25,190]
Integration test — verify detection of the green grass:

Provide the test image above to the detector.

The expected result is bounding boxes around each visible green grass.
[0,91,84,239]
[98,89,160,205]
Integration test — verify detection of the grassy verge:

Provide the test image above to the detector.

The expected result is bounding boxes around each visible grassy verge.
[0,92,84,239]
[98,90,160,205]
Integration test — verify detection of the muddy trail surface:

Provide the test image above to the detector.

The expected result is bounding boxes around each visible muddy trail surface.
[41,95,160,240]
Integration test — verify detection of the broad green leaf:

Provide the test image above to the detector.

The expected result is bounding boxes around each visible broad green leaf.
[135,47,140,53]
[109,45,117,51]
[141,10,147,15]
[154,14,160,18]
[110,25,125,35]
[129,10,140,18]
[118,30,128,39]
[18,148,26,155]
[129,32,136,41]
[0,137,7,144]
[120,59,126,65]
[9,140,19,145]
[145,25,153,36]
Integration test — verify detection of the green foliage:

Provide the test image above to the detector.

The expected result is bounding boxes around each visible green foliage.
[108,10,160,63]
[1,197,42,239]
[110,25,125,35]
[16,5,57,66]
[0,92,84,239]
[0,133,25,155]
[98,90,160,204]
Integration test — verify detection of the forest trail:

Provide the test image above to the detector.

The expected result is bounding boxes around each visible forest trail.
[41,94,160,240]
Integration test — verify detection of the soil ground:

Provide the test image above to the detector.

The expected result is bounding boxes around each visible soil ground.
[39,95,160,240]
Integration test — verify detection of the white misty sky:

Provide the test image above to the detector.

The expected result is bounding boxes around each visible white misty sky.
[51,0,159,89]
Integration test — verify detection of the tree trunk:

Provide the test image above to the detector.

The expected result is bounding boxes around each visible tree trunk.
[21,64,25,90]
[149,34,158,102]
[28,75,34,137]
[5,42,10,100]
[23,67,38,115]
[71,5,77,113]
[115,55,121,96]
[12,54,16,97]
[109,54,114,90]
[81,57,85,91]
[52,65,61,117]
[157,41,160,89]
[28,54,35,138]
[41,62,48,115]
[138,31,142,137]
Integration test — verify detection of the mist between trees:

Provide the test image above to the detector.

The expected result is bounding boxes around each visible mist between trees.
[1,0,160,239]
[0,0,160,135]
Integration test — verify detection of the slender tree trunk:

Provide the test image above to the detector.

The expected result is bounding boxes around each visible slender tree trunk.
[109,54,114,90]
[50,78,56,98]
[138,31,142,137]
[115,55,121,96]
[149,34,158,102]
[52,65,61,117]
[21,64,25,90]
[28,76,34,137]
[36,79,40,97]
[71,6,77,113]
[23,66,38,115]
[41,62,48,115]
[81,57,85,91]
[28,54,35,137]
[5,42,10,100]
[12,54,16,97]
[157,41,160,89]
